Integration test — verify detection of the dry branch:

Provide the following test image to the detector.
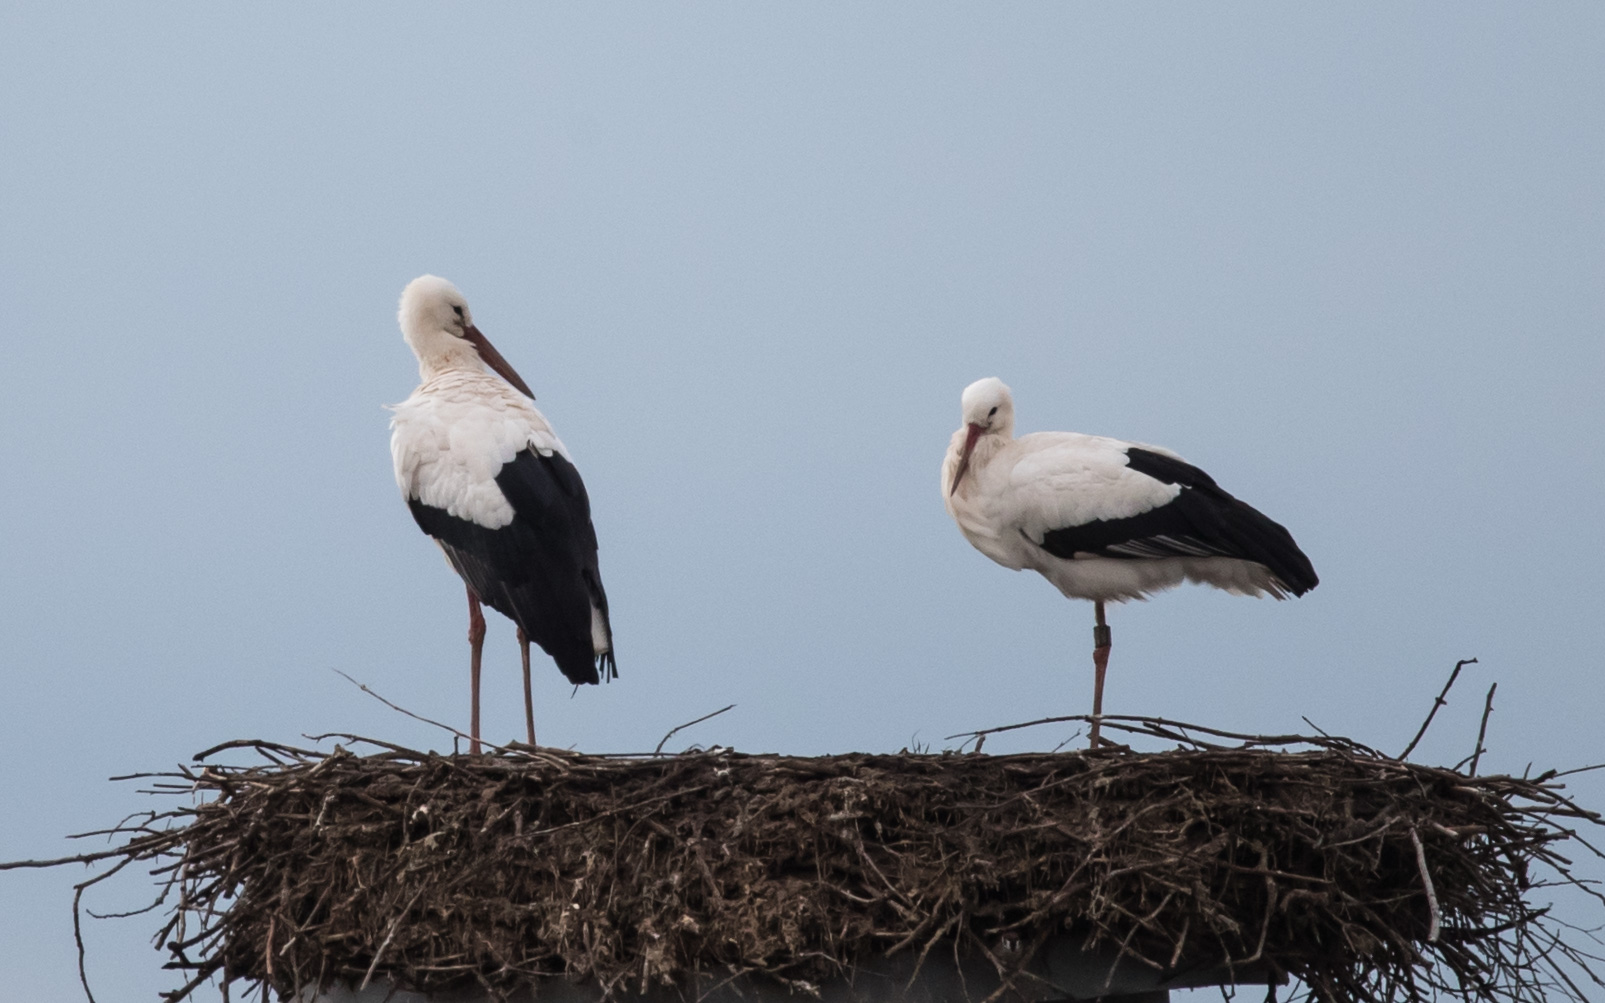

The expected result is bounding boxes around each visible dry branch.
[1401,658,1478,760]
[1470,683,1498,778]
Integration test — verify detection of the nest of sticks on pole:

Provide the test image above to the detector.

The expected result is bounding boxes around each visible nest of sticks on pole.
[16,713,1605,1003]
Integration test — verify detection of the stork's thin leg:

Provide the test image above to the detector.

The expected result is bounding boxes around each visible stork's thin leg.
[467,587,486,755]
[518,626,536,747]
[1090,601,1111,748]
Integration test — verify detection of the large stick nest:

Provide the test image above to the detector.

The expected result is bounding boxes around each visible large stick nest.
[23,717,1605,1002]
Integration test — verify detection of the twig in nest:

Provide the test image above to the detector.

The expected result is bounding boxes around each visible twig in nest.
[1400,657,1478,760]
[1302,716,1335,740]
[332,669,511,756]
[1470,683,1497,777]
[654,704,735,756]
[1410,827,1441,943]
[73,883,98,1003]
[947,713,1384,757]
[359,888,425,991]
[0,847,139,871]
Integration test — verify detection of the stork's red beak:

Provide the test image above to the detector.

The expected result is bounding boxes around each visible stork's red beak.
[462,324,536,400]
[949,423,985,496]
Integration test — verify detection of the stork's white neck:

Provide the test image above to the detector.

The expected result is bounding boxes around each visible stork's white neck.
[943,424,1013,505]
[414,339,490,382]
[968,433,1010,484]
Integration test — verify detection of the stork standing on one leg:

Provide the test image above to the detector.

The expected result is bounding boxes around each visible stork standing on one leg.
[390,275,615,752]
[942,378,1316,747]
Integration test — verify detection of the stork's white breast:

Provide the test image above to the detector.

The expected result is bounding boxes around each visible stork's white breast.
[389,370,570,530]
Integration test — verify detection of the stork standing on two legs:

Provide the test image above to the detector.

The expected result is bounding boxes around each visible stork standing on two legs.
[942,378,1316,746]
[390,275,615,752]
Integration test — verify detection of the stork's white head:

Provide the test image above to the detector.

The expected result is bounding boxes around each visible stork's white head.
[960,377,1015,437]
[399,275,473,358]
[397,275,534,398]
[948,377,1015,496]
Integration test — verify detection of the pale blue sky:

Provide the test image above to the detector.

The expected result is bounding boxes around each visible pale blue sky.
[2,5,1602,1000]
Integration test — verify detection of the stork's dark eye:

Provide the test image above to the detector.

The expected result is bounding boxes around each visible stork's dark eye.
[988,406,998,416]
[452,305,464,320]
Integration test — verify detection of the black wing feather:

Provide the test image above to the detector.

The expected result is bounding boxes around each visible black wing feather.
[1037,447,1318,596]
[409,447,615,685]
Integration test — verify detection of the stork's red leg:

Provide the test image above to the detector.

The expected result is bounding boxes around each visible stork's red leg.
[1090,600,1111,748]
[467,587,486,755]
[518,626,536,747]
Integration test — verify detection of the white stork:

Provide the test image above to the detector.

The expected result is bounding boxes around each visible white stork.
[942,377,1316,746]
[389,275,615,752]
